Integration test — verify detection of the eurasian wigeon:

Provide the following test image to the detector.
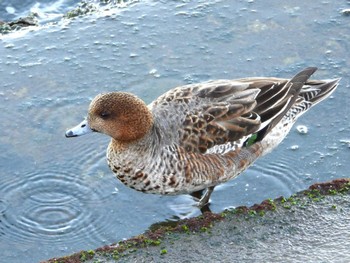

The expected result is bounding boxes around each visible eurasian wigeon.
[66,67,340,208]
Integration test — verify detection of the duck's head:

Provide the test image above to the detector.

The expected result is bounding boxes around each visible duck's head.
[65,92,154,142]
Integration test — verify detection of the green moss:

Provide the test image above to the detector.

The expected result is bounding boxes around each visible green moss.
[328,182,350,195]
[258,210,265,216]
[279,195,302,209]
[220,212,227,218]
[288,197,298,205]
[340,182,350,192]
[328,189,337,195]
[307,189,321,199]
[64,1,97,19]
[248,210,257,216]
[200,226,208,232]
[181,225,189,233]
[112,250,120,260]
[80,251,93,261]
[128,248,137,253]
[160,249,167,255]
[267,198,277,210]
[144,239,161,246]
[232,207,248,215]
[282,204,292,209]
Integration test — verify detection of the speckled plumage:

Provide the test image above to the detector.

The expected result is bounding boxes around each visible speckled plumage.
[66,67,340,207]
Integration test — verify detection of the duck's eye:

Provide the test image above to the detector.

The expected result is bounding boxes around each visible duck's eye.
[100,112,110,119]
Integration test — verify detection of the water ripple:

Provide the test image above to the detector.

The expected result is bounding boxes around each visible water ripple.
[250,150,306,196]
[0,200,8,215]
[0,168,112,245]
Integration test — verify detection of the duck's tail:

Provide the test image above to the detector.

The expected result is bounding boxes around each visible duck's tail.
[286,77,340,121]
[258,68,340,155]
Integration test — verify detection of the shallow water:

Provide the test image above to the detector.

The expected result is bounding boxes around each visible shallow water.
[0,0,349,262]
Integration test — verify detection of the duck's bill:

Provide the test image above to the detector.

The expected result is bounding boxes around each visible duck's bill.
[65,119,92,138]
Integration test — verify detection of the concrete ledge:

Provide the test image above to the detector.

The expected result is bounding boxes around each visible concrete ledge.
[43,178,350,263]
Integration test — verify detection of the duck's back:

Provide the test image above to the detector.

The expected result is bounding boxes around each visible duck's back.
[149,68,339,157]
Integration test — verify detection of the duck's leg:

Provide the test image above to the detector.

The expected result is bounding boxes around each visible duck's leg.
[198,186,215,208]
[190,186,215,209]
[190,189,204,200]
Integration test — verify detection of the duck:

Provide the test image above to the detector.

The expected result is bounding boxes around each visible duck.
[65,67,340,209]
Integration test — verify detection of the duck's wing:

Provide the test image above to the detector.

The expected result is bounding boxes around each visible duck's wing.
[150,67,318,154]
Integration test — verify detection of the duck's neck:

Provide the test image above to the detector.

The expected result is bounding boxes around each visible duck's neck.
[110,123,161,154]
